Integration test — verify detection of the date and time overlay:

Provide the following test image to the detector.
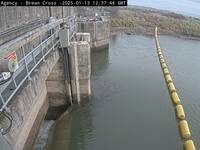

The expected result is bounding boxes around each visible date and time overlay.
[1,0,127,6]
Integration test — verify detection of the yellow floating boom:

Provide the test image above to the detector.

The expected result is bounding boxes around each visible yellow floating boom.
[163,68,169,75]
[185,140,196,150]
[165,74,173,83]
[168,82,176,93]
[154,27,195,149]
[179,120,191,139]
[176,105,185,120]
[171,92,181,105]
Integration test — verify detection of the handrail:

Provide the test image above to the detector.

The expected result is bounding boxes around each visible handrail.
[0,16,75,58]
[0,32,59,111]
[0,16,77,112]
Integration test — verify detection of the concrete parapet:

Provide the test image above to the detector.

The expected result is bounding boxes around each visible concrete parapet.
[1,48,59,150]
[77,19,110,50]
[76,33,90,42]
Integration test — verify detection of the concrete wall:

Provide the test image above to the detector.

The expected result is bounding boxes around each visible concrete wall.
[77,19,110,49]
[0,48,59,150]
[0,38,91,149]
[0,7,93,149]
[45,50,72,120]
[0,7,75,34]
[0,7,76,46]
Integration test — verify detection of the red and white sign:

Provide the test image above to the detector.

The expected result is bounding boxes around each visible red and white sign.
[7,51,17,62]
[7,51,19,71]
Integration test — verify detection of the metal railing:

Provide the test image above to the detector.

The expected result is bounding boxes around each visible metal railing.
[68,16,77,39]
[0,16,77,111]
[0,32,59,111]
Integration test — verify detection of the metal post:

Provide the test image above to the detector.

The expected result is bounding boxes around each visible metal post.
[41,41,45,62]
[32,52,36,64]
[22,45,31,80]
[52,33,55,49]
[22,46,29,74]
[51,29,54,49]
[12,76,17,88]
[0,94,5,104]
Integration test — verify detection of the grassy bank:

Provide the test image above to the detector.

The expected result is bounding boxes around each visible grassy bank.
[111,7,200,39]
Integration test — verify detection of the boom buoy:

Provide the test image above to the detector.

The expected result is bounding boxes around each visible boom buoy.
[160,58,165,63]
[168,82,176,93]
[176,105,185,120]
[154,27,196,150]
[179,120,191,139]
[163,68,169,75]
[161,63,167,69]
[165,74,173,83]
[184,140,196,150]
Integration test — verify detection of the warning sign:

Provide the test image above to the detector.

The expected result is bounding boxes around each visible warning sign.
[7,51,19,71]
[7,51,17,62]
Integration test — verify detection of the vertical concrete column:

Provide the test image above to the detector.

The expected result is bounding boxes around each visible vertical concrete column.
[77,40,91,100]
[69,33,91,103]
[69,42,80,103]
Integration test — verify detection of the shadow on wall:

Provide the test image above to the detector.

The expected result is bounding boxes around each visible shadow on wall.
[91,48,109,76]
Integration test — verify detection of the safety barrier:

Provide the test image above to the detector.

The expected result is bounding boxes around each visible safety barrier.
[0,16,77,112]
[154,27,196,150]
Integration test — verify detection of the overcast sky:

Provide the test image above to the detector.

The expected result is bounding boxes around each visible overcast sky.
[128,0,200,18]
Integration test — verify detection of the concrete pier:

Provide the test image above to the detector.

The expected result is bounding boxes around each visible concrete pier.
[69,38,91,103]
[77,17,110,50]
[76,41,91,99]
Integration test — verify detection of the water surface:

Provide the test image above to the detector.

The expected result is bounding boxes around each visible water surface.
[50,35,200,150]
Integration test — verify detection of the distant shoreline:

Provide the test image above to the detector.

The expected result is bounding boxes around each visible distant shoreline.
[110,7,200,41]
[110,27,200,41]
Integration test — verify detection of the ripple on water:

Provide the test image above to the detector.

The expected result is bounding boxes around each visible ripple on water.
[50,35,200,150]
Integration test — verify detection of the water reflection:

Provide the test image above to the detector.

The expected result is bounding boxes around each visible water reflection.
[50,104,95,150]
[50,35,200,150]
[91,48,109,76]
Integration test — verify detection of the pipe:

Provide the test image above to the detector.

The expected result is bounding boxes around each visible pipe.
[0,109,13,135]
[66,48,74,104]
[62,47,74,105]
[49,7,52,17]
[0,59,16,73]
